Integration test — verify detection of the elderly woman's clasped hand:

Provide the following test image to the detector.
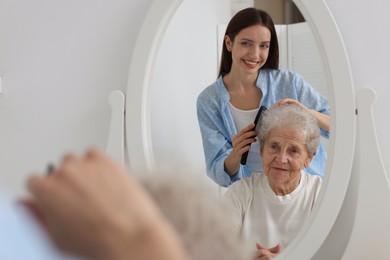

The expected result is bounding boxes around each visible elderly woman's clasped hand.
[255,243,281,259]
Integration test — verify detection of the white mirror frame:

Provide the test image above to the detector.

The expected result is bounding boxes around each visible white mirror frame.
[279,0,355,258]
[125,0,356,258]
[125,0,182,172]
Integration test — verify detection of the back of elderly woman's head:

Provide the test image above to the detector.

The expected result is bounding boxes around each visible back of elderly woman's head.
[258,104,320,156]
[137,172,252,260]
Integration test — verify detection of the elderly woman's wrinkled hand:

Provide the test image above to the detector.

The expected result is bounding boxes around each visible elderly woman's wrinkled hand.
[24,148,188,260]
[254,242,281,259]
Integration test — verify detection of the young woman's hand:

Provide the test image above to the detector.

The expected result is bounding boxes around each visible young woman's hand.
[224,123,257,176]
[275,98,330,132]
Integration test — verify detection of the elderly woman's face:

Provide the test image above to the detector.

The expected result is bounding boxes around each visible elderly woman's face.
[260,126,313,195]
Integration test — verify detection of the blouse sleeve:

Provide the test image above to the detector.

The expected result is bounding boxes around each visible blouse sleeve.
[196,91,250,187]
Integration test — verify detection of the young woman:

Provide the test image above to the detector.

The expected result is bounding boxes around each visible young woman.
[197,8,329,187]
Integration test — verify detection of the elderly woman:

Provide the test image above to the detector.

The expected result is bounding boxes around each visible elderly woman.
[223,103,322,258]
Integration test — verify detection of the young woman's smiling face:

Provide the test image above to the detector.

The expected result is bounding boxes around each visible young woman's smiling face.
[260,126,313,195]
[225,24,271,76]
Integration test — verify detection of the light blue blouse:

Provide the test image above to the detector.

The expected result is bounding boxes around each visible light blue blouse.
[197,69,330,187]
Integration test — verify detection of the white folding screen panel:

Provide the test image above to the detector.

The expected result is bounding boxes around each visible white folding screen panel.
[275,24,288,70]
[287,22,329,99]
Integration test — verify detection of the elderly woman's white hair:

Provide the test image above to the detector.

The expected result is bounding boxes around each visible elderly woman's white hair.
[258,103,321,156]
[137,171,252,260]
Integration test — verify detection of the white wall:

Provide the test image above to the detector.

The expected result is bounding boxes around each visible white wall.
[0,0,153,197]
[325,0,390,177]
[149,0,231,179]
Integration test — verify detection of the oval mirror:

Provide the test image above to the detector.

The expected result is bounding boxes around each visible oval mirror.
[125,0,356,258]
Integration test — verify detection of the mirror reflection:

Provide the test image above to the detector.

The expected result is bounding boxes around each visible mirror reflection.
[197,7,329,187]
[149,0,330,257]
